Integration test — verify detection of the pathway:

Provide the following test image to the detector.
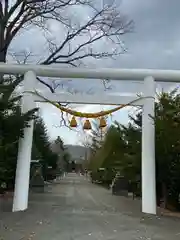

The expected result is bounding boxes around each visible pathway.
[0,173,180,240]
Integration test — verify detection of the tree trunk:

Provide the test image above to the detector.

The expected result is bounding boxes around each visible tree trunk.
[0,50,6,62]
[0,25,7,83]
[0,51,6,83]
[0,23,6,61]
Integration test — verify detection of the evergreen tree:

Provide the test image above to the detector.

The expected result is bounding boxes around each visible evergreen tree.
[0,78,38,189]
[33,117,59,180]
[53,136,71,173]
[87,89,180,210]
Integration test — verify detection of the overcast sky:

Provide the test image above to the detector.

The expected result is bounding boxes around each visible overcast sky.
[11,0,180,145]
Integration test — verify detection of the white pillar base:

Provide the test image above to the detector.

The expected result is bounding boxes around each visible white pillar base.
[12,120,34,212]
[142,76,156,215]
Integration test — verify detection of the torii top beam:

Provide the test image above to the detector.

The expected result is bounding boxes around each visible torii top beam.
[0,63,180,82]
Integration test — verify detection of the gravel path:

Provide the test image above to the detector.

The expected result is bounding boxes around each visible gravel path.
[0,173,180,240]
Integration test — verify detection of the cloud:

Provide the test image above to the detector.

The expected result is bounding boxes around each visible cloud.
[9,0,180,144]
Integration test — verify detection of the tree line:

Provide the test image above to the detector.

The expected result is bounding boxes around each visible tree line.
[0,77,69,192]
[0,0,133,192]
[87,89,180,211]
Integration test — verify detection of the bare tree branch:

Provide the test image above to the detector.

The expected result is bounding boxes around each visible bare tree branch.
[36,76,76,128]
[0,0,133,61]
[41,3,133,65]
[0,0,134,129]
[8,49,36,64]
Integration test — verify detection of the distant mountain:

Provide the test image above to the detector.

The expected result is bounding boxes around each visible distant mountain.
[65,144,90,162]
[51,141,90,163]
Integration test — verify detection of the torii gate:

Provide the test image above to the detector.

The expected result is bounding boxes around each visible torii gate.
[1,64,179,215]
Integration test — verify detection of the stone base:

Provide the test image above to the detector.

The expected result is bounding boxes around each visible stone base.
[0,194,13,212]
[112,190,128,197]
[30,174,45,193]
[31,186,44,193]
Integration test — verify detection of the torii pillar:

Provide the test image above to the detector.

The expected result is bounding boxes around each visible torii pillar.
[142,76,156,214]
[13,71,36,212]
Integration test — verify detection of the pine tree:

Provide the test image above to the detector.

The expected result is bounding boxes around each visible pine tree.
[33,117,59,180]
[0,78,38,189]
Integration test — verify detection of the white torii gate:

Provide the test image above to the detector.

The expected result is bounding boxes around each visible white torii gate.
[1,64,179,215]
